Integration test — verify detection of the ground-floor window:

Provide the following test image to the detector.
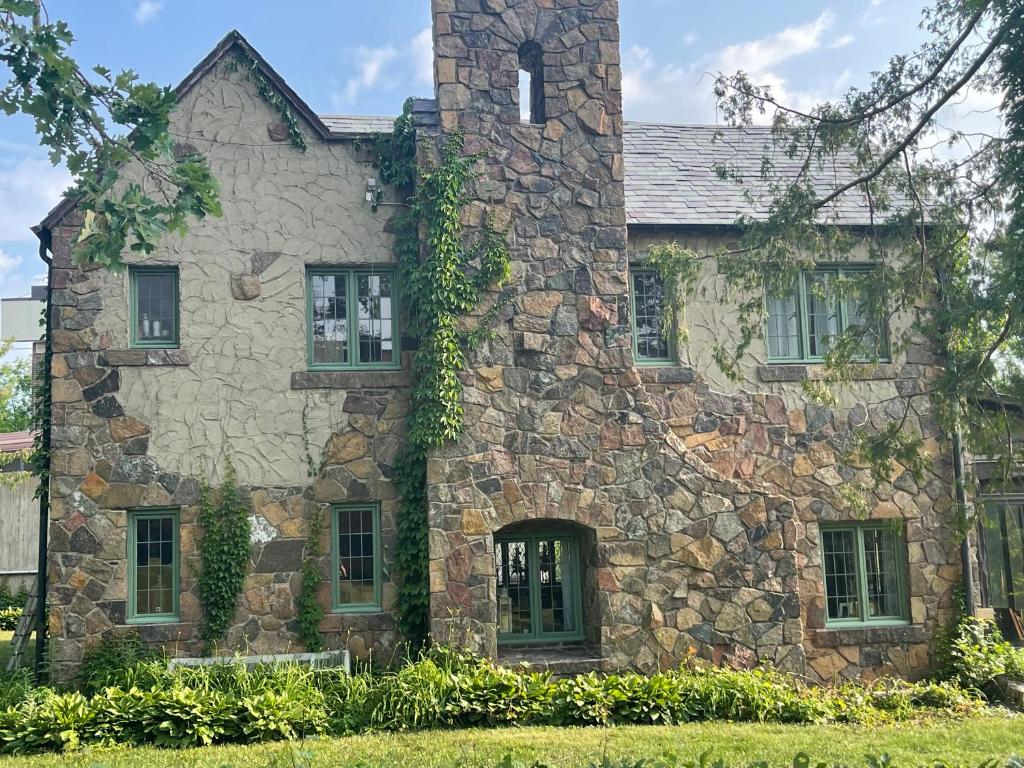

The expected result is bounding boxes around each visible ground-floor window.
[496,533,583,644]
[332,502,381,612]
[127,509,180,623]
[980,496,1024,611]
[821,523,907,626]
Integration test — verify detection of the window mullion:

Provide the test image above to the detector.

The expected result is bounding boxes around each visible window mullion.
[347,270,358,368]
[528,538,542,640]
[856,527,870,622]
[797,272,810,360]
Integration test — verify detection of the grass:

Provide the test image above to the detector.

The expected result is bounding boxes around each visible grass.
[0,716,1020,768]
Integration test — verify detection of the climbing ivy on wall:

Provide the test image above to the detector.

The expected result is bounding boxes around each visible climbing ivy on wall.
[296,401,327,652]
[197,460,251,653]
[379,99,512,646]
[224,54,307,152]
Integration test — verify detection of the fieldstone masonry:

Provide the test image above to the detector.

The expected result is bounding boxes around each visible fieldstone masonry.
[40,4,966,682]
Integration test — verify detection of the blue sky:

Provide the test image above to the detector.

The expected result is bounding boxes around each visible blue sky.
[0,0,936,305]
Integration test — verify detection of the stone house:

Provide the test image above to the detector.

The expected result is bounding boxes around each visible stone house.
[36,0,971,683]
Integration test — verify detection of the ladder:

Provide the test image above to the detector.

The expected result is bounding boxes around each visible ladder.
[6,581,37,673]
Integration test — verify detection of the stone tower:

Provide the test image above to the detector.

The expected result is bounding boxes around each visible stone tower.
[426,0,806,671]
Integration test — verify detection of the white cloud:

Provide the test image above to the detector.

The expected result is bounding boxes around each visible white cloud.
[830,34,856,49]
[133,0,161,25]
[411,27,434,87]
[718,11,834,75]
[622,11,842,124]
[861,0,887,26]
[342,44,399,103]
[334,27,434,108]
[0,158,71,242]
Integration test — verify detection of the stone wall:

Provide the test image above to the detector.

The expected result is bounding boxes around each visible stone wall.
[45,52,408,681]
[424,0,963,681]
[630,229,962,679]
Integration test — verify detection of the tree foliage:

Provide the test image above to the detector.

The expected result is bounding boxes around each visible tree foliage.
[0,0,221,269]
[655,0,1024,492]
[0,339,32,433]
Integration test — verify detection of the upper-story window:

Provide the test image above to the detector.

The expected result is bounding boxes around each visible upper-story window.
[630,269,673,364]
[130,266,179,349]
[307,267,399,370]
[766,266,888,363]
[518,41,545,125]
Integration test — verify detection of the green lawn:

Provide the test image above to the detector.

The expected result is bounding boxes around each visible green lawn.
[0,717,1021,768]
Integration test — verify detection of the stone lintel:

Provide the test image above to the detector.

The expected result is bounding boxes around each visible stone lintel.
[100,349,191,367]
[291,369,411,390]
[757,364,898,383]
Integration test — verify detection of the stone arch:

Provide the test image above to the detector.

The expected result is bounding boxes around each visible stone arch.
[493,518,601,652]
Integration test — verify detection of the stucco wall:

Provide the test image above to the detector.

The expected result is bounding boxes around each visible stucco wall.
[45,53,408,680]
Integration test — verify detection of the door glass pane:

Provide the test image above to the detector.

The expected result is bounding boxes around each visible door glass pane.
[357,273,394,364]
[337,506,376,606]
[133,515,175,617]
[632,272,670,361]
[496,540,532,636]
[822,529,859,620]
[766,290,800,358]
[312,273,348,365]
[538,539,576,634]
[134,272,176,344]
[862,528,902,618]
[805,272,840,358]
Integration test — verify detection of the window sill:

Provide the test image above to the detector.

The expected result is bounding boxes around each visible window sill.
[813,623,925,647]
[758,362,897,383]
[291,369,411,389]
[126,615,180,626]
[331,605,383,615]
[100,349,190,367]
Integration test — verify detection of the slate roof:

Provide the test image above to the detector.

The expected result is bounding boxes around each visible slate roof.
[622,122,888,227]
[319,115,397,136]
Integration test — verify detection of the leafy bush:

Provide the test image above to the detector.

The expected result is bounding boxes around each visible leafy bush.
[0,646,992,756]
[78,635,164,695]
[0,607,20,631]
[935,613,1024,695]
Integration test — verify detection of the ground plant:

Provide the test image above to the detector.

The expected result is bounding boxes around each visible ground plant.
[0,644,992,757]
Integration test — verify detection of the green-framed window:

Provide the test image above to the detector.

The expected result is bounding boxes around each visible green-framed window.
[766,266,888,363]
[130,266,179,349]
[630,269,673,364]
[127,509,180,624]
[307,268,399,370]
[821,523,908,626]
[331,503,382,613]
[979,495,1024,610]
[496,533,583,644]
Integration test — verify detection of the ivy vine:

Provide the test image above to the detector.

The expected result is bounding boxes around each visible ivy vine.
[378,99,512,646]
[197,460,251,653]
[224,54,307,152]
[296,400,326,652]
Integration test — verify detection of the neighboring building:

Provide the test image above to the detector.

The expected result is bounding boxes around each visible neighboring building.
[36,1,968,683]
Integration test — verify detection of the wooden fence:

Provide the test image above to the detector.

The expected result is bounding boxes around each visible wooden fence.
[0,478,38,594]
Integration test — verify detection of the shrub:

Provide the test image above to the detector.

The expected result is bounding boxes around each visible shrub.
[0,645,993,756]
[0,606,21,631]
[78,634,165,695]
[935,613,1024,695]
